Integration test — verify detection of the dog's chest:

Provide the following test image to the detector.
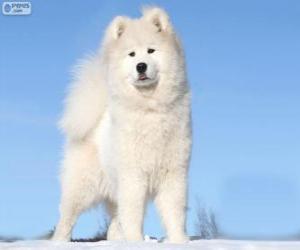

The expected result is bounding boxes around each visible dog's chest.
[116,110,178,169]
[129,113,171,142]
[95,109,181,179]
[124,111,174,144]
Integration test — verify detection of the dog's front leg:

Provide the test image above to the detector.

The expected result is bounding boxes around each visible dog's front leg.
[155,168,188,243]
[118,169,147,241]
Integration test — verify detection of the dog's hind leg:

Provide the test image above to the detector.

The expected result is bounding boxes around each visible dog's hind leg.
[52,198,83,241]
[52,141,103,241]
[105,200,123,240]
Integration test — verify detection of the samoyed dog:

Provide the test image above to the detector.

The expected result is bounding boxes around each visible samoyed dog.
[53,7,192,243]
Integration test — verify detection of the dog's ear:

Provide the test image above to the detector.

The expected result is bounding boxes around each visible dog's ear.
[107,16,128,40]
[142,7,173,33]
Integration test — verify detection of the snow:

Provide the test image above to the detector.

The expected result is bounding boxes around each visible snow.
[1,240,300,250]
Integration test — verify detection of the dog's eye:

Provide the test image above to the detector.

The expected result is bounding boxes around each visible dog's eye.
[147,48,155,54]
[129,51,135,57]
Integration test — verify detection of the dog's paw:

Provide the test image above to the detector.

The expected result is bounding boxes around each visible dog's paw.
[166,234,189,244]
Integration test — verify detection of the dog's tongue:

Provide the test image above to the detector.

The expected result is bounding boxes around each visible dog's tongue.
[139,74,147,80]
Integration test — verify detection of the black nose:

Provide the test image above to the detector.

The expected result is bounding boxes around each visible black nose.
[136,62,147,74]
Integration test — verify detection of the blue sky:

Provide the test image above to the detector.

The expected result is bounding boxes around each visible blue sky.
[0,0,300,240]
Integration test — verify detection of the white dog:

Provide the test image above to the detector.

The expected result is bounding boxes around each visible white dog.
[53,7,192,243]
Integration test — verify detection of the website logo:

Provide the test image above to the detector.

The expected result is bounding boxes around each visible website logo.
[2,1,31,15]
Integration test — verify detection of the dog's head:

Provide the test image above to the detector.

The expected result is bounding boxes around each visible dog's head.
[102,7,187,106]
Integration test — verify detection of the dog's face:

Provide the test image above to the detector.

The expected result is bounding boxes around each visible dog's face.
[122,41,160,88]
[104,8,182,88]
[102,8,187,109]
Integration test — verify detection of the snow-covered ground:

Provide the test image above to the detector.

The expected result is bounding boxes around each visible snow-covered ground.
[1,240,300,250]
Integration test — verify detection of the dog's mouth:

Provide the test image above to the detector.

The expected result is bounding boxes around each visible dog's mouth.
[138,73,149,81]
[133,73,158,89]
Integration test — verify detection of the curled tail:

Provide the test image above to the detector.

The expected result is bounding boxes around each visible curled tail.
[59,54,107,141]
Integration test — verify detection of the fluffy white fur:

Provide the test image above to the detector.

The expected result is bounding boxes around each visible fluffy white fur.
[53,7,192,243]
